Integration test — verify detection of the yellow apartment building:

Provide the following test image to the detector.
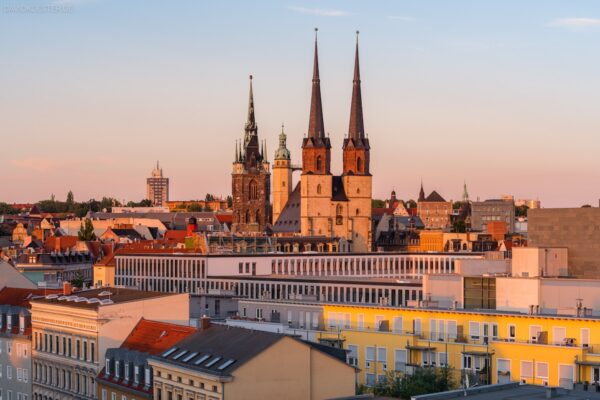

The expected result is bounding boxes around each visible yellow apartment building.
[321,304,600,389]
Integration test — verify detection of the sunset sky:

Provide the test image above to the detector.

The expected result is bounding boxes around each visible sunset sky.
[1,0,599,207]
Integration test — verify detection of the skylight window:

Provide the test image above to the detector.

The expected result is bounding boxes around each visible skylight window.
[193,355,210,365]
[205,357,222,368]
[182,352,198,363]
[172,350,188,360]
[217,359,235,370]
[162,347,177,357]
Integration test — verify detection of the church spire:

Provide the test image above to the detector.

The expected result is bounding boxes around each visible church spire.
[307,28,325,139]
[245,75,257,139]
[419,179,425,202]
[348,30,365,141]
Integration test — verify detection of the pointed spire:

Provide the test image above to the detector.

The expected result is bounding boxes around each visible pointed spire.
[348,30,365,140]
[419,178,425,202]
[245,75,257,136]
[264,140,268,162]
[238,140,243,161]
[307,28,325,139]
[463,180,469,202]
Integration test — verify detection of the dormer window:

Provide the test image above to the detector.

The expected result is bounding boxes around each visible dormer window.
[124,362,130,382]
[134,365,140,385]
[115,361,120,379]
[7,315,12,330]
[105,358,111,376]
[19,315,25,333]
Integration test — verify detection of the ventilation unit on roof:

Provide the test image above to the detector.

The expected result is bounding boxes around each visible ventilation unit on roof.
[74,297,88,303]
[98,291,112,297]
[99,299,114,305]
[86,298,100,304]
[45,294,59,300]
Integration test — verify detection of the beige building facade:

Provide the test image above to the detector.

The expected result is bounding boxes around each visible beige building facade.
[30,288,189,400]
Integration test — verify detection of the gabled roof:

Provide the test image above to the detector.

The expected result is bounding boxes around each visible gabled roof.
[43,235,78,252]
[272,182,301,233]
[163,230,188,242]
[153,325,284,376]
[121,319,197,355]
[422,190,447,203]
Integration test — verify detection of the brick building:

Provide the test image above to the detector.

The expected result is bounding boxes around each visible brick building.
[231,76,271,233]
[417,183,452,230]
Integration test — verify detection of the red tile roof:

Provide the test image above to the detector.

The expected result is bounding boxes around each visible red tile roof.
[121,318,197,355]
[163,230,188,242]
[0,287,63,308]
[43,235,78,252]
[372,208,395,217]
[215,214,233,224]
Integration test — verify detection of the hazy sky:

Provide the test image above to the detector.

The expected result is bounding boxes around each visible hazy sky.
[1,0,599,207]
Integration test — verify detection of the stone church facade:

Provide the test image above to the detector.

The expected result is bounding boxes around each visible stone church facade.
[231,76,271,233]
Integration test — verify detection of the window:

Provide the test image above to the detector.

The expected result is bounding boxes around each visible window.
[347,345,358,367]
[101,389,107,400]
[7,366,12,379]
[413,318,422,335]
[23,369,27,383]
[256,309,263,319]
[17,368,22,382]
[111,393,116,400]
[357,157,362,172]
[469,322,480,340]
[377,347,388,369]
[395,349,407,371]
[317,184,322,194]
[392,316,402,333]
[365,346,375,368]
[536,362,549,379]
[582,328,590,347]
[357,314,365,330]
[462,355,473,370]
[508,325,516,341]
[365,373,375,387]
[553,327,566,345]
[520,360,533,379]
[316,156,322,171]
[438,352,447,367]
[249,180,258,200]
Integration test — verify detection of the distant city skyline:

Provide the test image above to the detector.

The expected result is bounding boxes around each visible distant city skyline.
[1,0,599,207]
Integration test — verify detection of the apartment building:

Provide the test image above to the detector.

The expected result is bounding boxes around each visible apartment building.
[30,287,189,400]
[0,288,61,400]
[97,319,196,400]
[148,321,356,400]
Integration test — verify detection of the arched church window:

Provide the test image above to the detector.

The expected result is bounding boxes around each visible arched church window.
[317,184,322,194]
[255,210,260,223]
[316,156,322,171]
[249,180,258,200]
[357,157,363,173]
[245,210,250,223]
[356,208,360,216]
[336,204,343,225]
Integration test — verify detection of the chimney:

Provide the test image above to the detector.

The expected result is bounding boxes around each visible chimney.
[200,315,211,330]
[63,281,72,296]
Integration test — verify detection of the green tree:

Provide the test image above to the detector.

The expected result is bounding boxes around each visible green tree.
[203,205,213,212]
[0,203,18,215]
[77,218,96,241]
[453,220,466,233]
[372,199,385,208]
[205,193,215,202]
[452,201,462,210]
[187,203,203,212]
[226,195,233,208]
[71,271,85,289]
[405,199,417,209]
[515,204,529,217]
[372,367,455,399]
[582,204,592,208]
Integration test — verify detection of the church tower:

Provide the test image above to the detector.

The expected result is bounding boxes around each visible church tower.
[300,29,334,237]
[272,124,292,223]
[342,31,372,251]
[232,76,271,233]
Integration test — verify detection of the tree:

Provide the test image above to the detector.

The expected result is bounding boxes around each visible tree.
[187,203,203,212]
[0,203,18,215]
[77,218,96,241]
[372,199,385,208]
[71,271,85,289]
[582,204,592,208]
[453,220,466,233]
[452,201,462,210]
[140,199,152,207]
[515,205,529,217]
[226,195,233,209]
[203,205,213,212]
[66,190,74,204]
[373,366,455,399]
[205,193,215,202]
[405,199,417,209]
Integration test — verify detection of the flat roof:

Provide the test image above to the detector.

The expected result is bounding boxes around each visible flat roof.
[30,287,179,309]
[208,274,422,286]
[413,384,600,399]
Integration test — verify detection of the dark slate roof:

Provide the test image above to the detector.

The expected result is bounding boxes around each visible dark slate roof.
[110,229,143,241]
[301,340,347,364]
[331,176,348,201]
[394,216,425,229]
[0,237,14,248]
[272,182,301,233]
[152,325,283,376]
[423,190,446,203]
[16,252,92,265]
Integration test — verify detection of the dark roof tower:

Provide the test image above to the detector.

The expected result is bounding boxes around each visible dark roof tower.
[418,179,425,202]
[242,75,262,169]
